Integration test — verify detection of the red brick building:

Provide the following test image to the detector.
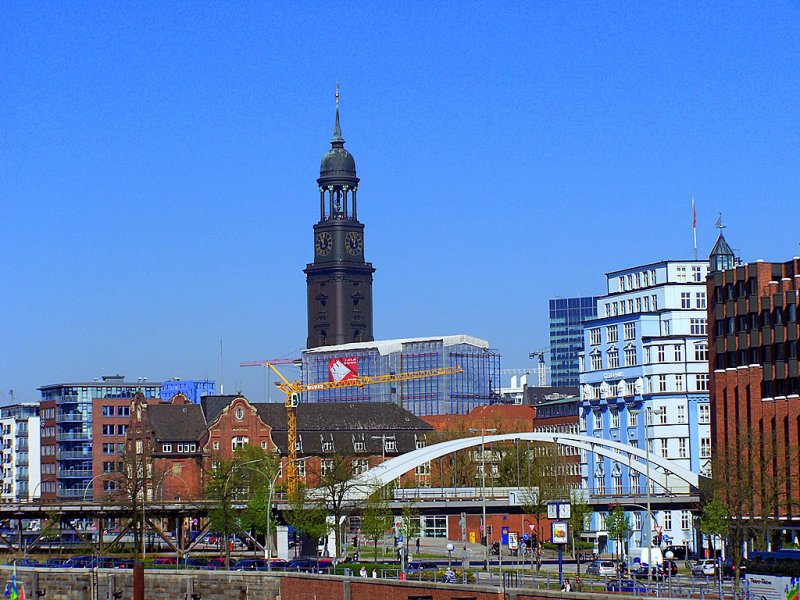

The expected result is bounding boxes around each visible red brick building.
[708,249,800,543]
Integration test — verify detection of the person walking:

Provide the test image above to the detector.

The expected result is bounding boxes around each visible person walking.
[415,538,421,555]
[561,578,572,592]
[360,566,367,578]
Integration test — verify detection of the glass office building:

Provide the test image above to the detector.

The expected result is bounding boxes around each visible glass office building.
[301,335,501,416]
[549,297,600,386]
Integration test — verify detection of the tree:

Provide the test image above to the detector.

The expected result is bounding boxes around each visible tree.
[234,445,279,550]
[284,484,329,559]
[108,436,167,559]
[360,488,393,561]
[521,442,566,542]
[605,504,632,562]
[399,502,420,558]
[205,456,245,568]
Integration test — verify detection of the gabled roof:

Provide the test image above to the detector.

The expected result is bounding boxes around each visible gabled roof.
[710,233,734,257]
[148,403,207,442]
[253,402,433,432]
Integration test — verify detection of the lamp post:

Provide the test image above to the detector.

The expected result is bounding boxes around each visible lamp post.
[664,549,674,596]
[628,407,652,575]
[469,427,497,571]
[446,542,454,569]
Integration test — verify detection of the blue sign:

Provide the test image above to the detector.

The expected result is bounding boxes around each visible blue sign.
[522,533,530,541]
[397,535,404,543]
[501,526,509,545]
[662,534,670,542]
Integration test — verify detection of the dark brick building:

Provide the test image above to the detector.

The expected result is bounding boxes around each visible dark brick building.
[708,239,800,543]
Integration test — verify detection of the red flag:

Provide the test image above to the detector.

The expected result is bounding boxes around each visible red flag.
[692,197,696,228]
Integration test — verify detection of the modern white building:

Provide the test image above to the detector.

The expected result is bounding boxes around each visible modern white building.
[0,403,41,501]
[579,261,711,556]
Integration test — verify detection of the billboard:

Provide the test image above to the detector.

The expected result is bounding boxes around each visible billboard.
[328,357,358,383]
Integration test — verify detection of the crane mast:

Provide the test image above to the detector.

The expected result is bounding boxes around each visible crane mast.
[265,363,463,493]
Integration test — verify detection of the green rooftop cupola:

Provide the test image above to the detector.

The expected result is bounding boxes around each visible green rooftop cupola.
[709,214,735,272]
[319,84,357,180]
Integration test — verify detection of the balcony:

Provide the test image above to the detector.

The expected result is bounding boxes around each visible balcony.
[57,450,92,460]
[56,431,92,442]
[56,412,88,424]
[58,469,93,479]
[58,488,93,499]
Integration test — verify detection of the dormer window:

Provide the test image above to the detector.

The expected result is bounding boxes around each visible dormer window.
[322,436,335,453]
[354,439,366,453]
[384,438,397,453]
[295,436,303,453]
[415,434,427,450]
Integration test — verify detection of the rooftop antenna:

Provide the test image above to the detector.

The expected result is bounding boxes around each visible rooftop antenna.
[220,339,224,395]
[714,213,725,230]
[692,196,697,260]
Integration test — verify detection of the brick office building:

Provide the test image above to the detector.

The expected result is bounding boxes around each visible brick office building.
[708,237,800,544]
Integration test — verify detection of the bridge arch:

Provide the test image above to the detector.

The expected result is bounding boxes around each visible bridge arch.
[351,432,699,498]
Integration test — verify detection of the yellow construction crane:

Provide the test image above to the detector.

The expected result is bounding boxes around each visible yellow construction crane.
[265,363,463,493]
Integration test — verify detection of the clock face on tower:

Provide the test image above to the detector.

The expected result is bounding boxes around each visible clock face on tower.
[315,232,332,255]
[345,231,363,255]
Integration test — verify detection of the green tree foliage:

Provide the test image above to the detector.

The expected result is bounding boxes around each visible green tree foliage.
[521,442,566,541]
[605,504,632,561]
[284,484,329,557]
[569,489,593,573]
[360,488,393,561]
[399,502,420,556]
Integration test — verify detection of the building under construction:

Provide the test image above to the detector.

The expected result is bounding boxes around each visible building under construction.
[301,335,501,416]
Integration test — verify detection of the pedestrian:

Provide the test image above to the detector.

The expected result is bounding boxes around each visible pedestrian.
[371,568,378,578]
[416,538,420,555]
[360,566,367,578]
[561,578,571,592]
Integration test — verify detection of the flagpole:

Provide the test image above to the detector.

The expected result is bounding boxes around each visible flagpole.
[692,196,697,260]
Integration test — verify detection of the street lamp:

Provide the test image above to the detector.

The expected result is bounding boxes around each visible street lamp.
[469,427,497,571]
[629,407,653,574]
[664,549,674,596]
[446,542,454,569]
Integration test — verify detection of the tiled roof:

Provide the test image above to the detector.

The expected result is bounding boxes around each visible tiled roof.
[148,403,207,442]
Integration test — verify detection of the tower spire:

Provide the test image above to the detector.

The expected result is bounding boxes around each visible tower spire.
[332,83,343,143]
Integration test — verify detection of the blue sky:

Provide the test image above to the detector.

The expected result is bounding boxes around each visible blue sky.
[2,2,799,401]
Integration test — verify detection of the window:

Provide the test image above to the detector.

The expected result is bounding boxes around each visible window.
[681,292,691,308]
[624,322,636,340]
[415,461,431,477]
[297,460,306,478]
[695,374,709,391]
[608,351,619,369]
[690,318,707,335]
[213,440,219,450]
[657,346,665,362]
[580,413,586,431]
[677,405,685,424]
[162,443,172,453]
[611,410,620,429]
[694,343,708,361]
[322,439,335,453]
[232,436,249,450]
[627,274,633,290]
[235,407,245,421]
[606,325,618,343]
[116,425,126,436]
[117,406,129,417]
[629,410,638,427]
[663,511,672,530]
[634,273,641,288]
[657,375,667,393]
[700,437,711,458]
[619,276,626,291]
[103,461,116,473]
[385,438,397,453]
[676,266,687,282]
[643,271,649,286]
[103,480,117,492]
[678,438,687,458]
[674,344,683,362]
[652,294,658,310]
[591,353,602,371]
[644,347,651,364]
[692,266,703,282]
[354,439,366,452]
[635,297,642,312]
[605,303,611,317]
[699,404,710,423]
[624,347,637,367]
[627,299,634,313]
[321,459,334,476]
[696,292,706,308]
[135,439,143,454]
[643,296,650,311]
[102,443,116,455]
[675,374,684,392]
[415,435,427,449]
[589,328,601,346]
[613,302,619,316]
[261,440,267,449]
[102,406,114,417]
[626,380,636,396]
[681,511,691,530]
[102,425,114,436]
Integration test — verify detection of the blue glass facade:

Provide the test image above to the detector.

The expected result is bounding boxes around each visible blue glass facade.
[301,335,501,416]
[160,379,216,404]
[549,296,600,387]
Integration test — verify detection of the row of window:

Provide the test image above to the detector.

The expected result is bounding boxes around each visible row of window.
[41,426,56,438]
[101,425,127,436]
[42,445,56,456]
[675,265,705,283]
[596,509,693,532]
[161,443,197,453]
[583,373,709,399]
[102,443,125,455]
[619,269,658,292]
[644,343,707,364]
[680,292,707,309]
[604,295,659,318]
[581,404,710,430]
[40,408,55,420]
[101,406,130,417]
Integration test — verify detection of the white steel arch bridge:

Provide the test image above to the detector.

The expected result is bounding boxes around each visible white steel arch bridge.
[348,433,702,500]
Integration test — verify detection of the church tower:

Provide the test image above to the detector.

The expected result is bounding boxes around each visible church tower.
[305,88,375,348]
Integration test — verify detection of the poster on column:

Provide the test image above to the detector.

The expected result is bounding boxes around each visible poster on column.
[328,357,358,382]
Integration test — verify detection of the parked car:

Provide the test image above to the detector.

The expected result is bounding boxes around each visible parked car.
[43,557,69,568]
[661,560,679,576]
[235,559,269,571]
[151,557,177,567]
[8,558,40,567]
[89,557,132,569]
[692,559,718,577]
[631,565,664,581]
[721,559,746,579]
[180,557,208,569]
[587,560,618,576]
[268,558,289,570]
[406,561,439,573]
[207,557,237,570]
[286,558,317,572]
[664,545,694,561]
[606,579,648,593]
[64,555,94,568]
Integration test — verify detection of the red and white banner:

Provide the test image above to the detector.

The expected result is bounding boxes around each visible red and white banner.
[328,356,358,383]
